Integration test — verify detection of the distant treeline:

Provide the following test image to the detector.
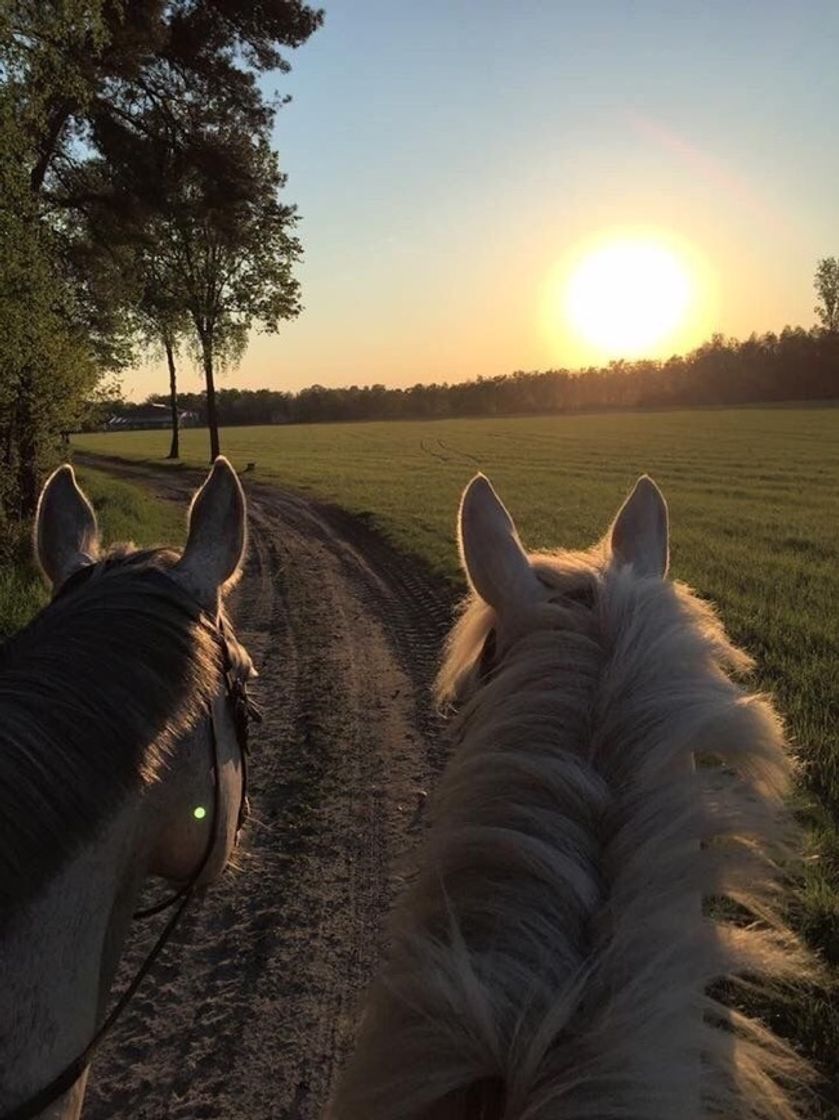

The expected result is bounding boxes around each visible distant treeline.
[104,327,839,429]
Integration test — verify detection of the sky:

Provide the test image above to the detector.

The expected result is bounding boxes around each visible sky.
[126,1,839,399]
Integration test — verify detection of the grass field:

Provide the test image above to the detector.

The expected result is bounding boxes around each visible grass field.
[0,466,185,639]
[76,407,839,1092]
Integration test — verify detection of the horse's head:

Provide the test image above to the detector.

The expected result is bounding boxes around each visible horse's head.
[0,460,254,1120]
[333,473,810,1120]
[439,472,669,704]
[34,458,253,890]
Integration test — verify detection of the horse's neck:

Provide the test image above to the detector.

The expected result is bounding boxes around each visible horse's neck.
[0,802,147,1120]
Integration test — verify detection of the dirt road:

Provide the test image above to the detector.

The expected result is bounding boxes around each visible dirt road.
[77,457,456,1120]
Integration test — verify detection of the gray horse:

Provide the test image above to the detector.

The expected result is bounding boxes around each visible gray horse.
[0,458,252,1120]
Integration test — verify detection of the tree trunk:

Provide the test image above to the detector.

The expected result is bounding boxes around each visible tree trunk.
[164,336,180,459]
[30,100,74,195]
[200,331,220,460]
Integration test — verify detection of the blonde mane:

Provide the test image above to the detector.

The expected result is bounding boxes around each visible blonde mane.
[331,532,814,1119]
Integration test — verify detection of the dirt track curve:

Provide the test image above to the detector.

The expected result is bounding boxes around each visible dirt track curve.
[77,456,456,1120]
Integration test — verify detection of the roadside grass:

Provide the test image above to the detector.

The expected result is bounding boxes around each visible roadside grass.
[0,465,185,639]
[0,544,49,638]
[75,408,839,1100]
[76,464,186,549]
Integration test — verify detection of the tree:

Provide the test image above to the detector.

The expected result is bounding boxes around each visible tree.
[134,121,302,459]
[814,256,839,333]
[0,87,104,516]
[83,98,303,458]
[1,0,322,500]
[140,308,189,460]
[135,253,191,459]
[56,150,191,458]
[0,210,100,517]
[5,1,323,202]
[180,137,302,459]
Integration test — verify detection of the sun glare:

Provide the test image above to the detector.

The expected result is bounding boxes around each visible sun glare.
[561,236,697,359]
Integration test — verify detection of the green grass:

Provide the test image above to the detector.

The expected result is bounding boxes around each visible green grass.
[0,466,185,639]
[76,408,839,1093]
[0,557,49,638]
[76,464,186,549]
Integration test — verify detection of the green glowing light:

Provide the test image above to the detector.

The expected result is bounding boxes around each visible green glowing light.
[193,806,207,821]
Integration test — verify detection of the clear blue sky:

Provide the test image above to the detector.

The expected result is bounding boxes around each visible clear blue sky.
[127,0,839,398]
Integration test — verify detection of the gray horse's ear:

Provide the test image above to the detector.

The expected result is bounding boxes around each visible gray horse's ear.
[176,457,246,606]
[610,475,669,578]
[458,474,540,612]
[35,464,100,587]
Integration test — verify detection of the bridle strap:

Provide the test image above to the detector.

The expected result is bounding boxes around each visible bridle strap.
[0,888,198,1120]
[0,682,228,1120]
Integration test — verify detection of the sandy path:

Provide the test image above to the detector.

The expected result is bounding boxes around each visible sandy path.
[76,457,455,1120]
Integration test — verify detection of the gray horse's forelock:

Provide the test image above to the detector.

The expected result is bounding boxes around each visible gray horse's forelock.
[0,547,223,917]
[331,550,814,1120]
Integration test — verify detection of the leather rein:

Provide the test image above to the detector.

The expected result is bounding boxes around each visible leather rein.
[1,576,260,1120]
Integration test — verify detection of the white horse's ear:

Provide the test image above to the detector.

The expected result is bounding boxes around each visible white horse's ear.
[176,457,246,606]
[610,475,669,578]
[35,464,100,587]
[458,474,540,611]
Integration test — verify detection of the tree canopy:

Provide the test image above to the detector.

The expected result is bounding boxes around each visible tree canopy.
[6,0,322,196]
[0,87,100,518]
[0,0,322,508]
[815,257,839,333]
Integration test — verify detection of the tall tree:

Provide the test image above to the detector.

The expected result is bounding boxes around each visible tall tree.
[138,303,189,460]
[167,131,302,459]
[814,256,839,333]
[56,150,190,457]
[0,86,105,516]
[1,0,322,500]
[6,1,323,201]
[134,245,191,459]
[0,205,101,516]
[75,104,303,460]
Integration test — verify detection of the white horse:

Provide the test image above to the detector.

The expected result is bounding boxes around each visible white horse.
[0,458,253,1120]
[330,474,814,1120]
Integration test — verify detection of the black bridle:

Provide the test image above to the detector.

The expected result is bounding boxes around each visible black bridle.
[1,587,259,1120]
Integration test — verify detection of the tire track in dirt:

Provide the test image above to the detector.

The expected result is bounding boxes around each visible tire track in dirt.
[77,456,456,1120]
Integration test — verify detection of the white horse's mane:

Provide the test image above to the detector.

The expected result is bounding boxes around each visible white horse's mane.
[331,503,814,1118]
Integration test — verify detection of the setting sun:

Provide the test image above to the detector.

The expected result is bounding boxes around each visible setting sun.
[562,236,696,360]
